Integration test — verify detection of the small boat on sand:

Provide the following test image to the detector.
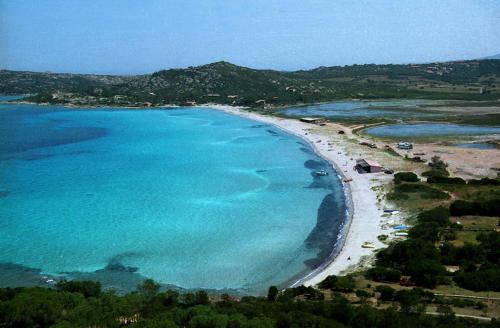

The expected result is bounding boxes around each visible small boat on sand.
[314,170,329,176]
[362,242,375,248]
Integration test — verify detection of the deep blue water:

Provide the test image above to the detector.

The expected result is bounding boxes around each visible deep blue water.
[281,99,445,119]
[0,103,346,294]
[364,123,500,138]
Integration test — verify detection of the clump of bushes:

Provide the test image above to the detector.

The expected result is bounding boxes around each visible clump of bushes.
[417,206,450,227]
[467,177,500,186]
[454,267,500,292]
[280,285,324,300]
[318,275,355,292]
[375,285,395,301]
[394,172,420,184]
[450,199,500,217]
[56,280,101,298]
[366,267,402,283]
[394,183,450,199]
[423,156,450,179]
[427,176,466,185]
[386,192,410,201]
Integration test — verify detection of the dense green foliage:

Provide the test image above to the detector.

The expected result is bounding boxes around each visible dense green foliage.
[467,178,500,186]
[393,172,420,184]
[318,275,356,292]
[0,281,495,327]
[422,156,450,180]
[393,183,450,199]
[426,176,466,185]
[373,200,500,291]
[366,267,402,283]
[442,232,500,291]
[450,199,500,217]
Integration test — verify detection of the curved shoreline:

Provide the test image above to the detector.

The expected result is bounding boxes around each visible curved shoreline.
[1,100,385,292]
[206,105,386,288]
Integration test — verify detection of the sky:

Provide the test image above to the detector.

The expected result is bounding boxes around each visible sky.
[1,0,499,74]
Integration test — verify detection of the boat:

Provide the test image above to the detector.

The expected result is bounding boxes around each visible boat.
[362,242,375,248]
[314,170,329,176]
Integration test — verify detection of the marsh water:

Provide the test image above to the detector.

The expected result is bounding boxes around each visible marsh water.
[364,123,500,138]
[280,99,446,119]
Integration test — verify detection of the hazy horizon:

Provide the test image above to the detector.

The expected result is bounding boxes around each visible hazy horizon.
[1,0,499,75]
[3,55,500,76]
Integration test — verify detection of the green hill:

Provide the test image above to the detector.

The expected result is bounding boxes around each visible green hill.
[2,59,500,107]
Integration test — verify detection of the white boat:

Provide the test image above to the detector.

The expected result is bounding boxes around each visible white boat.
[314,170,329,176]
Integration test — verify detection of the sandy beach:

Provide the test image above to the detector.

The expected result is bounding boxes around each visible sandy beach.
[207,105,393,287]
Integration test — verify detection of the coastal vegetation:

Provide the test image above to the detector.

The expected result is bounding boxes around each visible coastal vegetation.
[0,280,496,327]
[378,159,499,293]
[1,62,499,326]
[2,59,500,108]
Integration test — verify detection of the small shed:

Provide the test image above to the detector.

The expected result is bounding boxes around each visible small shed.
[397,142,413,150]
[355,159,383,173]
[300,117,326,124]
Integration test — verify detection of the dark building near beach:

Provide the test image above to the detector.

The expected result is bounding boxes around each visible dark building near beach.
[355,159,383,173]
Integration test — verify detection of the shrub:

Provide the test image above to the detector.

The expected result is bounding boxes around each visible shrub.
[56,280,101,298]
[408,223,440,242]
[394,172,420,184]
[281,285,324,300]
[428,156,448,171]
[454,268,500,291]
[394,289,425,314]
[318,275,355,292]
[427,176,466,185]
[267,286,278,301]
[468,177,500,186]
[366,267,402,283]
[406,259,446,288]
[422,168,450,179]
[386,192,409,201]
[450,199,500,217]
[417,206,450,227]
[394,183,450,199]
[375,285,395,301]
[355,290,372,302]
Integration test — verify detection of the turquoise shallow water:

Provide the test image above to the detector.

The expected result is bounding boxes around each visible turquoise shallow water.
[0,103,346,294]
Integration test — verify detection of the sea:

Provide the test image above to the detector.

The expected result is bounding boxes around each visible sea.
[0,100,347,294]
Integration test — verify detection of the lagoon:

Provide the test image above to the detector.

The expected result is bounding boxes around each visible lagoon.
[280,100,445,120]
[0,103,346,294]
[364,123,500,138]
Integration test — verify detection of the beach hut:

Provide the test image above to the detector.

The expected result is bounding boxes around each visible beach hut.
[355,159,383,173]
[397,142,413,150]
[300,117,326,124]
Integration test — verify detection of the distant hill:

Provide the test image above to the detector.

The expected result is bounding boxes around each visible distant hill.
[2,59,500,107]
[483,54,500,60]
